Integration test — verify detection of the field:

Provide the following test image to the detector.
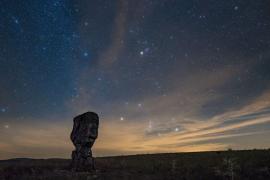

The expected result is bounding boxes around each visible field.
[0,150,270,180]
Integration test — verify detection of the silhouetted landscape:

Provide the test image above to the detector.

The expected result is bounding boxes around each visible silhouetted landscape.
[2,1,270,180]
[1,150,270,180]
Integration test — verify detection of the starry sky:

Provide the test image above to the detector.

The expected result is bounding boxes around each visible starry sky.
[1,0,270,159]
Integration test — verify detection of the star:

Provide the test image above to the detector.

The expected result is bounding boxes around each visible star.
[175,127,179,132]
[199,15,206,19]
[4,125,9,129]
[83,52,89,57]
[140,51,144,55]
[138,103,142,107]
[1,108,6,113]
[12,16,19,24]
[120,117,124,121]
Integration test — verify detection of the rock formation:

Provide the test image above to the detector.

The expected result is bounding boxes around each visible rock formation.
[70,112,99,171]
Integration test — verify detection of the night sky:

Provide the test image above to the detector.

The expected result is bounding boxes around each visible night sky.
[1,0,270,159]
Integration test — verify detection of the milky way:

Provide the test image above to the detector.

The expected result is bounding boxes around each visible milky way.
[1,0,270,159]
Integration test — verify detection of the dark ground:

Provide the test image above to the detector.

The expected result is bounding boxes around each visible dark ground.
[0,150,270,180]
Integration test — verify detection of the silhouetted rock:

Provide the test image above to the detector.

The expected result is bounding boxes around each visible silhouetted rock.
[70,112,99,172]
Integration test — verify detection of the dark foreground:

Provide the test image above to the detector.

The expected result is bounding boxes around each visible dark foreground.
[0,150,270,180]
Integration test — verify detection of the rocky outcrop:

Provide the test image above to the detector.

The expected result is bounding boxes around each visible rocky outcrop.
[70,112,99,171]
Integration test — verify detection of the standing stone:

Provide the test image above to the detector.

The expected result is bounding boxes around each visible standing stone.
[70,112,99,171]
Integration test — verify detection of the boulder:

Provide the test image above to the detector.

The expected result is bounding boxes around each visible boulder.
[70,112,99,171]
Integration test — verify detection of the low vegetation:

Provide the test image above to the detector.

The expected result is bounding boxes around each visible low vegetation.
[0,150,269,180]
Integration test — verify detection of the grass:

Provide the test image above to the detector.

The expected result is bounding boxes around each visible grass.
[0,149,270,180]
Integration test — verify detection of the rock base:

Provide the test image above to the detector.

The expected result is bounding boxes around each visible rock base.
[71,150,95,172]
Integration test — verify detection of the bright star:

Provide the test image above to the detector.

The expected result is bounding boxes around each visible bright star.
[140,51,144,55]
[83,52,88,57]
[4,125,9,129]
[120,117,124,121]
